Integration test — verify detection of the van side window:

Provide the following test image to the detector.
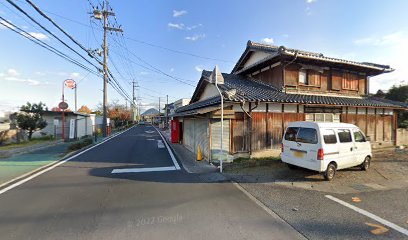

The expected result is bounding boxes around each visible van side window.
[297,128,318,144]
[284,127,299,141]
[337,129,352,143]
[322,129,337,144]
[353,130,366,142]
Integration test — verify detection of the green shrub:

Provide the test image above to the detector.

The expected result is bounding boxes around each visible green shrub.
[68,138,93,151]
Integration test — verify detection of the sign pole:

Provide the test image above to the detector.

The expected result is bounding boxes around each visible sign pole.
[61,80,65,140]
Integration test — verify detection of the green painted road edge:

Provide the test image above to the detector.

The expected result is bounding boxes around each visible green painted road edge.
[0,128,132,191]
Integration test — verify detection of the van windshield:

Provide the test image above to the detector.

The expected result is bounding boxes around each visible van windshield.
[284,127,318,144]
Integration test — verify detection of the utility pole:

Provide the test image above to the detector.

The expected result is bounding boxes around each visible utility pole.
[93,0,123,137]
[166,94,168,128]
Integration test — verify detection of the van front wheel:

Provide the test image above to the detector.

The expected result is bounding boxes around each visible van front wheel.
[361,157,370,171]
[324,163,336,181]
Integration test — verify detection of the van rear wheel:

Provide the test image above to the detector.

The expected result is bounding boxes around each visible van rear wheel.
[324,163,336,181]
[361,157,370,171]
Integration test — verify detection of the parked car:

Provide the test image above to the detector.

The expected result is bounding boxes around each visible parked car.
[281,121,372,181]
[138,121,145,125]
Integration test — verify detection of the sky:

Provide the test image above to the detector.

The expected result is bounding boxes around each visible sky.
[1,0,408,114]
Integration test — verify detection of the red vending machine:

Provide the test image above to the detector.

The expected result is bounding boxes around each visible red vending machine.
[171,119,180,143]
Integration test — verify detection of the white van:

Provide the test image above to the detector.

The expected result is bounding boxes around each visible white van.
[281,122,372,181]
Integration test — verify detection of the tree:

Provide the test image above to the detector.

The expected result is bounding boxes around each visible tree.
[17,102,48,140]
[78,105,92,114]
[383,84,408,128]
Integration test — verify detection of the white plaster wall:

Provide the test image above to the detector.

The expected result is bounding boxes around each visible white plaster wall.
[269,103,282,112]
[252,102,267,112]
[199,84,219,101]
[284,105,297,113]
[368,108,375,115]
[357,107,366,115]
[243,51,271,68]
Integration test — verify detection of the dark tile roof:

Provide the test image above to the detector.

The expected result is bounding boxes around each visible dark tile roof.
[175,71,406,114]
[232,40,394,74]
[175,96,221,114]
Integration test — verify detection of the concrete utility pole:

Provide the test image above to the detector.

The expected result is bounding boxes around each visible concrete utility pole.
[166,95,168,128]
[93,0,123,137]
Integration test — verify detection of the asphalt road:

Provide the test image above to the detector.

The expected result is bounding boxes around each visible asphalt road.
[238,182,408,239]
[0,125,303,240]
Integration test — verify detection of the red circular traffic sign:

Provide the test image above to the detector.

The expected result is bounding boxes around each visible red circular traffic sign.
[58,101,69,110]
[64,79,76,89]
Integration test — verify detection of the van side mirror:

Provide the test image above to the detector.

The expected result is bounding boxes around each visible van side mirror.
[366,136,371,142]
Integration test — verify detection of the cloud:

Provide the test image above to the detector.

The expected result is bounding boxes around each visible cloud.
[173,10,187,17]
[261,37,274,44]
[185,34,205,41]
[354,32,404,46]
[186,24,203,31]
[306,0,317,3]
[7,69,19,77]
[168,23,185,30]
[139,71,149,75]
[195,65,203,72]
[170,68,174,72]
[28,32,48,40]
[0,19,15,30]
[69,72,80,78]
[3,76,41,86]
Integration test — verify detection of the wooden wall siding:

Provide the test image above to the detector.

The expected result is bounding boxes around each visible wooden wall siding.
[231,112,247,152]
[256,65,283,89]
[231,111,305,153]
[307,70,321,86]
[341,113,394,143]
[358,76,366,95]
[332,71,342,90]
[285,65,299,86]
[366,115,376,140]
[384,116,392,141]
[267,112,283,149]
[342,72,359,90]
[376,115,384,141]
[251,112,267,151]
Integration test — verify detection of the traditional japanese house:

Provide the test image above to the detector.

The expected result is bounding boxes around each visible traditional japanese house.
[174,41,408,162]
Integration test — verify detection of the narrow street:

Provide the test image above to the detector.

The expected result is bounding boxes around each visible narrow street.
[0,125,303,240]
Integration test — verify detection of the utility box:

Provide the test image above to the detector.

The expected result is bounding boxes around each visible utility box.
[171,119,180,143]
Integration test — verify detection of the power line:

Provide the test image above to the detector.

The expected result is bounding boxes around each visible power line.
[5,0,101,72]
[12,1,234,63]
[24,0,103,65]
[0,16,100,76]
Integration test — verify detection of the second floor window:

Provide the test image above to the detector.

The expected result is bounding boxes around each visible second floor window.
[299,69,307,84]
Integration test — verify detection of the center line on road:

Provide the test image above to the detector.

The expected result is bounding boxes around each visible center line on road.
[325,195,408,237]
[157,140,165,148]
[111,166,177,173]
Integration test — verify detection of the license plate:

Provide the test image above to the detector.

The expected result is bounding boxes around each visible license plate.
[293,151,305,158]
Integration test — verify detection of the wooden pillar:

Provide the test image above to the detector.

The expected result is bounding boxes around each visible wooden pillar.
[374,108,377,142]
[383,108,385,142]
[265,103,269,148]
[365,108,368,136]
[394,110,398,145]
[249,102,252,155]
[281,104,285,133]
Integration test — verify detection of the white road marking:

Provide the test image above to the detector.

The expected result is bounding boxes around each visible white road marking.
[145,130,155,134]
[153,126,181,170]
[232,182,306,239]
[325,195,408,237]
[157,140,165,148]
[111,166,177,173]
[0,126,135,196]
[146,139,155,141]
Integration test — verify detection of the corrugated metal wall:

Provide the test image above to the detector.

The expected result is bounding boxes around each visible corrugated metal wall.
[183,118,209,160]
[211,119,230,161]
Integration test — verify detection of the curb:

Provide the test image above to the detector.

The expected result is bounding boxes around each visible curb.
[153,126,184,171]
[0,140,65,159]
[0,127,131,192]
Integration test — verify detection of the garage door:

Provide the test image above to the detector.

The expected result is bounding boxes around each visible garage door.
[183,119,194,152]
